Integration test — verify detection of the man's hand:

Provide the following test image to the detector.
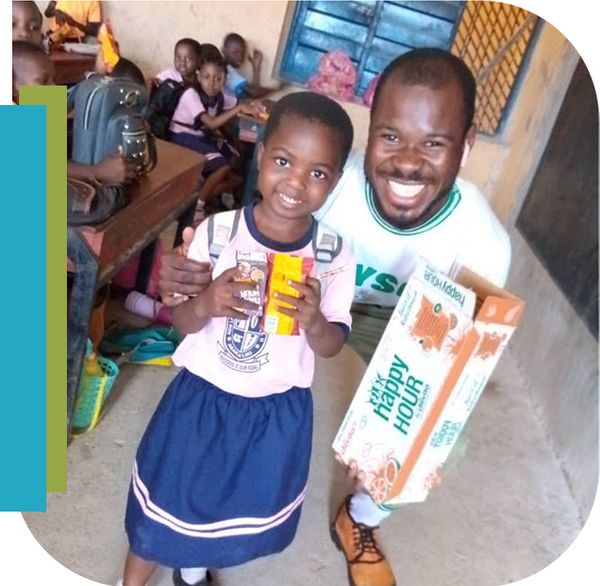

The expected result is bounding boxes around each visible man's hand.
[159,227,212,307]
[335,456,368,493]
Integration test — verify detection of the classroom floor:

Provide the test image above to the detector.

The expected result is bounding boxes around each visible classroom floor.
[27,253,584,586]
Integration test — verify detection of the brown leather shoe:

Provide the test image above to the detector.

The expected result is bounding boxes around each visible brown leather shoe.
[330,496,396,586]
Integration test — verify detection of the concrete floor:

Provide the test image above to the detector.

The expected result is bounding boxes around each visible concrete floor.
[24,330,584,586]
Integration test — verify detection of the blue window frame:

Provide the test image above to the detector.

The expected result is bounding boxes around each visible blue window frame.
[279,1,465,96]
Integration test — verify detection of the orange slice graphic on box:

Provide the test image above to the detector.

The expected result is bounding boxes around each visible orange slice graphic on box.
[370,476,389,503]
[368,457,401,504]
[410,296,457,351]
[476,332,506,359]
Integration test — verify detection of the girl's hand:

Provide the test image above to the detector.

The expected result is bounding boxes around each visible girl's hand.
[273,276,326,335]
[194,267,261,319]
[239,99,265,118]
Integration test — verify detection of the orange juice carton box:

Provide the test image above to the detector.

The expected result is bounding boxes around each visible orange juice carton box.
[332,258,524,505]
[262,253,315,335]
[235,251,268,316]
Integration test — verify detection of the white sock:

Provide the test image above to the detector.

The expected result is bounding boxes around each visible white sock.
[349,492,392,527]
[180,567,208,584]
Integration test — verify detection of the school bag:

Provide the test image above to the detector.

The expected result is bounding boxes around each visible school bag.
[71,75,157,176]
[145,78,188,139]
[307,50,357,102]
[67,177,127,226]
[206,209,342,272]
[146,81,227,139]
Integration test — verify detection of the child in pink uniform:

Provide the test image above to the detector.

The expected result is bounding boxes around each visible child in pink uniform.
[122,91,356,586]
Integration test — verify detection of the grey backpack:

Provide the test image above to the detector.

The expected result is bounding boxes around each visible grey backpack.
[71,76,157,176]
[207,209,342,272]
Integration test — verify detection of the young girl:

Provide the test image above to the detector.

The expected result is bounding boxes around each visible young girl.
[121,92,356,586]
[155,37,202,86]
[168,50,262,181]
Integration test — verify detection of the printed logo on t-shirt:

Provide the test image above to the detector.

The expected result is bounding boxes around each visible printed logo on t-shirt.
[218,315,269,372]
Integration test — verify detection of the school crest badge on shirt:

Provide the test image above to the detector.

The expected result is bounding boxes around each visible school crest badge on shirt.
[218,316,269,372]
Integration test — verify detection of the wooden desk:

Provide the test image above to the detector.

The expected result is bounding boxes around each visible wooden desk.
[67,140,204,436]
[51,50,96,85]
[238,114,268,206]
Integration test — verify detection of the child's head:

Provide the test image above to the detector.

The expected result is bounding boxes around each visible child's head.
[111,57,146,87]
[12,40,54,103]
[12,1,43,47]
[199,43,222,61]
[257,91,354,217]
[174,38,202,83]
[197,52,227,98]
[222,33,246,68]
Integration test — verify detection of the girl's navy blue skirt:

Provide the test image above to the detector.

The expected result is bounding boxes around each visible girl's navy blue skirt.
[168,131,238,176]
[125,368,313,569]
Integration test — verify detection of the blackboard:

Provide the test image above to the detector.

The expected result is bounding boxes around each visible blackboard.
[516,59,598,338]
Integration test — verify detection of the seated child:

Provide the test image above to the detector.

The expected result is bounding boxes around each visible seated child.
[121,91,356,586]
[167,50,263,200]
[45,0,101,43]
[109,58,146,86]
[222,32,284,99]
[12,40,54,103]
[12,1,43,47]
[155,37,202,86]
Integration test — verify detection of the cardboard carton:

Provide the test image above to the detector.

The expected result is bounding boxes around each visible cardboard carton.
[332,259,524,505]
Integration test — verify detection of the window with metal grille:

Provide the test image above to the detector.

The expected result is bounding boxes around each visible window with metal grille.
[452,1,539,134]
[278,1,539,135]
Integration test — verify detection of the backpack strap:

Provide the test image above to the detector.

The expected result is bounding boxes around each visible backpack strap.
[169,82,199,130]
[207,209,242,265]
[312,220,342,270]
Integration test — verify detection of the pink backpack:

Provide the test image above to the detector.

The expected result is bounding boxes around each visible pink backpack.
[111,238,163,297]
[308,51,357,101]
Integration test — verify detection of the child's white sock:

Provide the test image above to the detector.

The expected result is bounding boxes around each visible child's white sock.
[180,567,208,584]
[349,491,392,527]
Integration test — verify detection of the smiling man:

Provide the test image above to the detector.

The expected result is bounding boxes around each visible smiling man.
[316,49,509,319]
[157,48,511,586]
[322,48,510,586]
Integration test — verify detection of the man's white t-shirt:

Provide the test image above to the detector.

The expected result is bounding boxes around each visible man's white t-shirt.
[315,151,511,308]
